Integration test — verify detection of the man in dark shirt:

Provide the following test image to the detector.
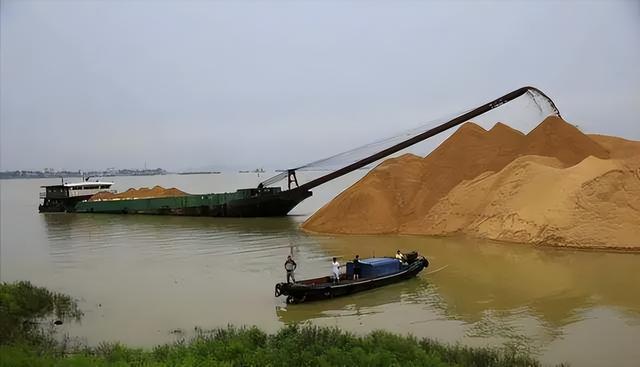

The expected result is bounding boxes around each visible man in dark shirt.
[353,255,361,280]
[284,255,297,283]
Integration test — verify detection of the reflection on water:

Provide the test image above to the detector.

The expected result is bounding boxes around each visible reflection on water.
[289,236,640,365]
[276,278,421,323]
[324,236,640,323]
[2,176,640,367]
[42,213,304,263]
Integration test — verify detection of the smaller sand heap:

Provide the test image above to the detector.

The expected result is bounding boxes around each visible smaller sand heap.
[89,186,187,201]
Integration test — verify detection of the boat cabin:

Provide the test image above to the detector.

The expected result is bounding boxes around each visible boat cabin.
[39,181,115,212]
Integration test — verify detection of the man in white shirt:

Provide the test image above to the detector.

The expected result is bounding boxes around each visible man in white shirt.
[332,257,341,283]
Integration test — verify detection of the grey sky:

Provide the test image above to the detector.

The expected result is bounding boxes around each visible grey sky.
[1,0,639,171]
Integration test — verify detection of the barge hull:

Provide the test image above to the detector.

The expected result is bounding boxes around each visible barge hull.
[74,188,311,217]
[39,196,93,213]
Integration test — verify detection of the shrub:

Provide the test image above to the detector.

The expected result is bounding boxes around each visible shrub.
[0,281,82,345]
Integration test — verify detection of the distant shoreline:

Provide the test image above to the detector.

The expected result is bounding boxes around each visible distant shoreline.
[177,171,221,175]
[0,168,167,180]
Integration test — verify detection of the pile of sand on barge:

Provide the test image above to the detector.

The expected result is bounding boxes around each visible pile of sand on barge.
[90,185,187,201]
[302,116,640,251]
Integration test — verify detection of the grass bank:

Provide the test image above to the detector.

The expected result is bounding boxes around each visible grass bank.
[0,281,559,367]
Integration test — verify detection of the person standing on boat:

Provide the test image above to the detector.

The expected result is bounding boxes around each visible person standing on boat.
[332,257,341,283]
[284,255,297,283]
[352,255,361,280]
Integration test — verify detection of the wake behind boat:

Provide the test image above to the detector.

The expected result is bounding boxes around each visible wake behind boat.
[275,252,429,304]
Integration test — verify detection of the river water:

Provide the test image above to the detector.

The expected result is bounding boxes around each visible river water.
[1,173,639,366]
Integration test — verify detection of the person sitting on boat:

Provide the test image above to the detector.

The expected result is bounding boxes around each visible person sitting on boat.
[332,257,341,283]
[284,255,297,283]
[395,250,405,261]
[352,255,361,280]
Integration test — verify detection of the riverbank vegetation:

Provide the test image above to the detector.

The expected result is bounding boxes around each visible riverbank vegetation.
[1,281,559,367]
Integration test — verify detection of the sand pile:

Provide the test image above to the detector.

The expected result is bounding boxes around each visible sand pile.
[302,116,640,250]
[89,186,187,201]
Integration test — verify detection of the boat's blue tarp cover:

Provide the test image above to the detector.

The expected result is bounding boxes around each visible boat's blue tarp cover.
[359,258,397,266]
[346,257,400,278]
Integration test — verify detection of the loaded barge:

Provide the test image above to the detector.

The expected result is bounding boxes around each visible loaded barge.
[39,86,560,217]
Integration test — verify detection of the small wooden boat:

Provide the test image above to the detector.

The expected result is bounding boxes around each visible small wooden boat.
[275,252,429,304]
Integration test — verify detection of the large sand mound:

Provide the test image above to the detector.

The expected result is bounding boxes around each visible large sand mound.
[301,116,640,250]
[89,185,187,201]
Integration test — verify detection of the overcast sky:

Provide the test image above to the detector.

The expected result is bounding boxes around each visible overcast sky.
[1,0,639,171]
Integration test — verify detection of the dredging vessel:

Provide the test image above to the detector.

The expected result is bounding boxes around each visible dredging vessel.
[44,86,560,217]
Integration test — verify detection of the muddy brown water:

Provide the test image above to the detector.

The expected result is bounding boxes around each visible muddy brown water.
[1,173,639,366]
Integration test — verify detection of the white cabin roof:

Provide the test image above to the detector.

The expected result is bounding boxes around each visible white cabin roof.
[41,181,114,188]
[64,182,114,187]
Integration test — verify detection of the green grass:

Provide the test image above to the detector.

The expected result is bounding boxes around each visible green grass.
[0,281,556,367]
[0,325,550,367]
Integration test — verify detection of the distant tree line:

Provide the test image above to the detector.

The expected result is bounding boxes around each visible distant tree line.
[0,168,167,179]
